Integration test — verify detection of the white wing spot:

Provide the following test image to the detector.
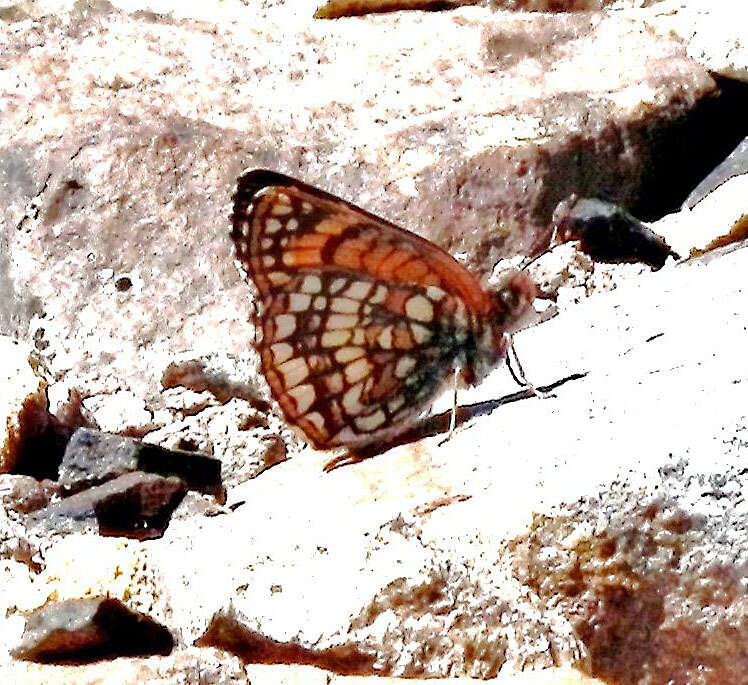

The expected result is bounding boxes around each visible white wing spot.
[289,293,312,312]
[302,201,313,214]
[321,330,351,347]
[345,358,371,384]
[300,275,322,293]
[395,356,416,378]
[278,357,309,388]
[426,286,446,301]
[286,218,299,231]
[330,297,359,314]
[304,411,326,433]
[335,346,365,363]
[270,342,293,364]
[287,384,315,413]
[342,382,364,415]
[454,300,468,328]
[344,281,371,300]
[377,326,393,349]
[313,296,327,310]
[405,294,434,323]
[369,285,387,304]
[272,203,293,216]
[268,271,291,286]
[262,255,275,267]
[330,278,347,294]
[325,372,344,393]
[266,218,282,234]
[328,314,358,329]
[388,395,405,413]
[355,409,386,432]
[411,323,432,345]
[274,314,296,340]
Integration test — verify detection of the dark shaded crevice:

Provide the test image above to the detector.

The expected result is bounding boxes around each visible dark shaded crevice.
[633,75,748,221]
[10,421,73,482]
[531,75,748,241]
[11,392,91,481]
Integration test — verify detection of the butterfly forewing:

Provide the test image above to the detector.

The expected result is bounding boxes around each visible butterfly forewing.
[231,170,498,449]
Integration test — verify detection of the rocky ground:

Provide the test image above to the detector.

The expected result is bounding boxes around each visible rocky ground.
[1,0,747,683]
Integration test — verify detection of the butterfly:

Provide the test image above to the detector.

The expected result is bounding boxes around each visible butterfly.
[230,170,537,451]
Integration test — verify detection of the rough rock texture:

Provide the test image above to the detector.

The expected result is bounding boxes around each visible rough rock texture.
[491,0,613,10]
[11,597,173,663]
[511,490,748,684]
[1,648,246,684]
[613,0,748,82]
[0,658,599,685]
[0,0,718,413]
[0,337,48,474]
[34,535,172,624]
[1,0,746,682]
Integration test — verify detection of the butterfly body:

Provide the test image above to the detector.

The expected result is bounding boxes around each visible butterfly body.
[231,170,536,450]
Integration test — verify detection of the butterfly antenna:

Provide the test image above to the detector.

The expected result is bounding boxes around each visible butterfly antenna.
[520,223,561,272]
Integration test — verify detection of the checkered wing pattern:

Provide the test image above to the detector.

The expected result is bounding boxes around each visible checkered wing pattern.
[231,170,503,449]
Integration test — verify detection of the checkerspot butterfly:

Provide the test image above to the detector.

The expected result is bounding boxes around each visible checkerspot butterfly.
[230,170,536,450]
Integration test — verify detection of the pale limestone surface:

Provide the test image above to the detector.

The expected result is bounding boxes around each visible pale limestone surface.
[612,0,748,82]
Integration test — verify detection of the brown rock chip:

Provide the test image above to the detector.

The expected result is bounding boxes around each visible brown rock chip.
[12,597,173,664]
[27,472,186,540]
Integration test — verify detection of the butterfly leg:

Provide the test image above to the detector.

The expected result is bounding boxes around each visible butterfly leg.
[438,365,461,446]
[506,341,553,400]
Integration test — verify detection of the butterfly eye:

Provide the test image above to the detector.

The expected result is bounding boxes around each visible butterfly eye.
[498,285,520,312]
[492,271,536,332]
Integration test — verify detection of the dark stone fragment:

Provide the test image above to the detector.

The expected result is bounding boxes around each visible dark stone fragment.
[59,427,223,500]
[12,597,173,664]
[114,275,132,291]
[197,610,379,676]
[27,471,186,540]
[556,197,679,270]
